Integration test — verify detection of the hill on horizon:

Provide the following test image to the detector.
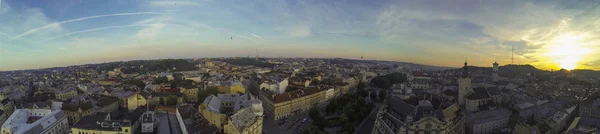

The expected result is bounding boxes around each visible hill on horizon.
[445,64,600,78]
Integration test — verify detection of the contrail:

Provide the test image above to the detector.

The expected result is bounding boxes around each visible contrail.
[236,34,258,43]
[13,12,163,40]
[41,24,154,42]
[249,32,266,41]
[0,32,11,38]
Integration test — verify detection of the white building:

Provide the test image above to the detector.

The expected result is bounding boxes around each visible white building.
[141,111,155,133]
[1,109,69,134]
[391,84,413,100]
[407,72,433,90]
[492,62,499,82]
[466,108,511,134]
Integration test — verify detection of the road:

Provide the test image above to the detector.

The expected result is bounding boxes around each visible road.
[167,112,182,134]
[354,103,381,134]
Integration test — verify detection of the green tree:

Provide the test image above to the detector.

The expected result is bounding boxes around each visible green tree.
[153,76,169,84]
[370,91,378,101]
[125,79,146,89]
[379,90,387,102]
[197,86,220,102]
[166,95,178,105]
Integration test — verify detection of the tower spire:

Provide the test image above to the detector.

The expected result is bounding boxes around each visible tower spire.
[512,44,514,64]
[462,60,469,78]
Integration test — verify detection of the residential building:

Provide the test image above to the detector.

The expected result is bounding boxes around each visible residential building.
[580,99,600,119]
[140,111,156,133]
[55,88,78,101]
[372,98,465,134]
[258,87,326,120]
[111,91,147,111]
[407,72,433,90]
[71,107,145,134]
[61,102,94,125]
[1,109,69,134]
[199,93,252,128]
[0,98,14,123]
[224,106,264,134]
[466,108,511,134]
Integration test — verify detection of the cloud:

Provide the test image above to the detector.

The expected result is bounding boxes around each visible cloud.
[288,25,311,37]
[235,34,258,43]
[134,23,165,40]
[0,32,10,38]
[12,12,163,40]
[249,32,266,41]
[42,24,155,42]
[150,1,202,7]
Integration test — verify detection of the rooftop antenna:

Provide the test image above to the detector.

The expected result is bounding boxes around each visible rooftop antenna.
[512,44,514,65]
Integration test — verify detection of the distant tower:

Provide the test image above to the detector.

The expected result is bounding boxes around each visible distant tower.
[457,61,472,106]
[492,61,499,82]
[255,50,259,60]
[511,45,514,64]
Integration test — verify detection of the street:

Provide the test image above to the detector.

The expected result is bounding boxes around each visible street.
[355,99,382,134]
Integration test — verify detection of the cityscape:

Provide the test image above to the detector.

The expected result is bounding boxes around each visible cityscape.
[1,0,600,134]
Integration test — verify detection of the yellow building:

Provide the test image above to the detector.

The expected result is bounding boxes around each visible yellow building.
[128,93,147,111]
[218,82,247,94]
[62,102,94,125]
[224,108,263,134]
[200,94,253,128]
[259,87,326,120]
[200,103,227,129]
[56,89,78,101]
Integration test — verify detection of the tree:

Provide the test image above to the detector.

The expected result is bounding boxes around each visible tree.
[197,86,220,102]
[379,89,387,102]
[370,91,378,101]
[170,81,177,88]
[153,76,169,84]
[166,95,178,105]
[357,82,366,90]
[125,79,146,89]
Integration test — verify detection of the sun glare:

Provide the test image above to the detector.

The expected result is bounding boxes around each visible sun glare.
[545,34,591,70]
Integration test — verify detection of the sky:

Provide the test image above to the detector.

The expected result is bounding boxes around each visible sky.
[1,0,599,71]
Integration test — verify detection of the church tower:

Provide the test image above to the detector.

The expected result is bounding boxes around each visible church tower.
[457,61,472,106]
[492,62,499,82]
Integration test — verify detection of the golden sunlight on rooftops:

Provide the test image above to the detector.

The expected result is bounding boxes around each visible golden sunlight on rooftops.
[545,34,592,70]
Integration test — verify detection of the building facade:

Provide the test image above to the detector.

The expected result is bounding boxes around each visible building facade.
[224,108,263,134]
[466,108,511,134]
[1,109,69,134]
[62,102,94,125]
[258,87,326,120]
[372,99,464,134]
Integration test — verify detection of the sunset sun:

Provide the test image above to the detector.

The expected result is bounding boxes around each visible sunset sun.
[545,34,592,70]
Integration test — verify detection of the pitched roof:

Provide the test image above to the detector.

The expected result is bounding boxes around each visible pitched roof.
[487,87,501,96]
[62,102,94,111]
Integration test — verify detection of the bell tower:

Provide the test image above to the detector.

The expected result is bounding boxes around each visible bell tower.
[457,61,472,106]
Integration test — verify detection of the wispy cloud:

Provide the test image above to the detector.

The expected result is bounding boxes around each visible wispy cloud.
[12,12,163,40]
[42,24,155,42]
[0,32,11,38]
[249,32,266,42]
[150,1,202,7]
[235,34,258,43]
[288,25,311,37]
